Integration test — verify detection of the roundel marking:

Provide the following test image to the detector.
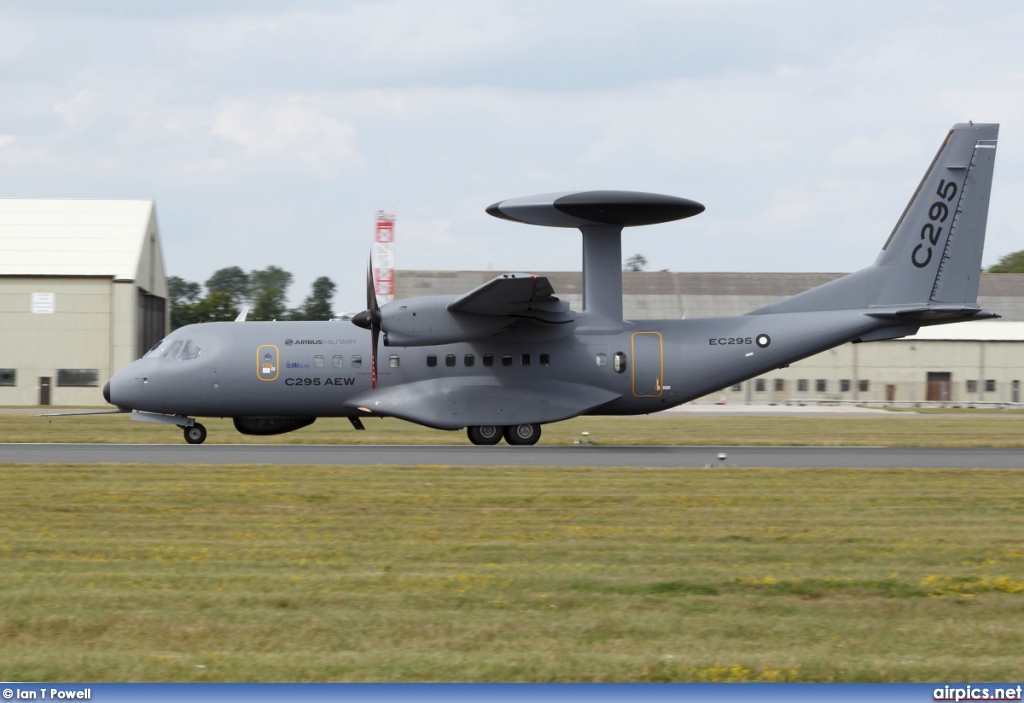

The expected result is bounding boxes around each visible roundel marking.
[756,334,771,348]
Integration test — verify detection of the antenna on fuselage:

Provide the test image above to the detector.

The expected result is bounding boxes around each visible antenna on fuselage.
[486,191,704,326]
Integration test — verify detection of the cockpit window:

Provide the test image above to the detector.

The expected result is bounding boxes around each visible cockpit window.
[162,340,184,360]
[178,340,201,360]
[143,338,202,361]
[144,339,170,358]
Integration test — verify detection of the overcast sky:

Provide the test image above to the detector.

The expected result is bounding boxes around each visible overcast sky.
[2,0,1023,309]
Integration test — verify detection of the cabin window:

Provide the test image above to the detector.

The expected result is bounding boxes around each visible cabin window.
[313,355,324,368]
[333,355,344,368]
[613,352,627,374]
[464,354,475,367]
[483,354,494,367]
[502,354,513,367]
[351,355,362,368]
[521,353,531,366]
[389,355,400,368]
[427,354,437,368]
[540,353,550,366]
[595,353,607,367]
[446,354,456,368]
[0,369,15,386]
[57,369,99,387]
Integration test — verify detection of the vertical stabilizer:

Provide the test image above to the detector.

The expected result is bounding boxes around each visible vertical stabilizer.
[875,122,999,306]
[751,123,999,315]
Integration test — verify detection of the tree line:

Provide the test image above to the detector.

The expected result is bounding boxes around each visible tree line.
[168,266,337,330]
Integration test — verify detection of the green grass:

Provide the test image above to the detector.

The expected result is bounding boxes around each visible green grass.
[7,412,1024,446]
[2,463,1023,681]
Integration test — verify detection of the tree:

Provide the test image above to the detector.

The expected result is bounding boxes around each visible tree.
[205,266,250,307]
[292,276,336,321]
[249,265,293,320]
[988,250,1024,273]
[168,276,203,330]
[624,253,648,272]
[168,275,201,307]
[194,291,239,323]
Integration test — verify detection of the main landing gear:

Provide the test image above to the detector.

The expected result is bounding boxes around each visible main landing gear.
[466,423,541,446]
[182,423,207,445]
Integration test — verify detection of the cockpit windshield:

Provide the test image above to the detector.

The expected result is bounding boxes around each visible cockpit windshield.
[144,338,202,361]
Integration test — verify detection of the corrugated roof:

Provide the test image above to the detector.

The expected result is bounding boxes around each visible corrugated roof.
[0,199,155,281]
[398,270,1024,297]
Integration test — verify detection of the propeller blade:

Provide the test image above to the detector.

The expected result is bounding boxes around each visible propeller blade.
[367,253,379,317]
[361,251,381,389]
[371,324,379,390]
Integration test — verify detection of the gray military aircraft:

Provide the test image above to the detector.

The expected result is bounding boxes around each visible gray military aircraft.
[101,122,999,445]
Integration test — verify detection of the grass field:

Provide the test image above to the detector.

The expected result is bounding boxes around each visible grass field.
[2,462,1023,682]
[6,411,1024,446]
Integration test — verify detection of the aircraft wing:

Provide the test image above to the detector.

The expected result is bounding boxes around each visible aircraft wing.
[345,378,618,430]
[447,273,574,324]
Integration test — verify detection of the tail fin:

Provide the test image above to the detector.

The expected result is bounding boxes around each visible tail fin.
[752,122,999,315]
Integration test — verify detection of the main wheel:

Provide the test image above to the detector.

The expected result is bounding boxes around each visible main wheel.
[183,423,207,445]
[467,425,502,445]
[504,423,541,446]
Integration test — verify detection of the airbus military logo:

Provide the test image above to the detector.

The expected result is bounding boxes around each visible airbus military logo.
[285,339,293,346]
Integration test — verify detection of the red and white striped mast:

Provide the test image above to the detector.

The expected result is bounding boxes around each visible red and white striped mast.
[373,211,395,304]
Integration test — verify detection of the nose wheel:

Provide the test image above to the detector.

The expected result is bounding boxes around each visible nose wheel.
[183,423,207,445]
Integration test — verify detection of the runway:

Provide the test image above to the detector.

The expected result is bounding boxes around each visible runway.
[2,443,1022,468]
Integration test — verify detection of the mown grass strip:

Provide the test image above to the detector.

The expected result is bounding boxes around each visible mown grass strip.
[2,464,1023,681]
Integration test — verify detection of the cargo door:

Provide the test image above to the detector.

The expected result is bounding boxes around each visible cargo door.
[631,332,663,398]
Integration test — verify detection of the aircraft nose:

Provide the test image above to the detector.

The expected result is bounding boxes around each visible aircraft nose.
[103,381,111,404]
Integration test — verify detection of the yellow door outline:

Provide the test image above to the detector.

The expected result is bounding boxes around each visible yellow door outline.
[631,331,663,398]
[257,344,279,381]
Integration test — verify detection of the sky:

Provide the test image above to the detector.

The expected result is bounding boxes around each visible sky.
[2,0,1023,310]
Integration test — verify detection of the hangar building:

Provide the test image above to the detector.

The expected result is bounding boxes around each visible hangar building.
[0,199,168,406]
[397,271,1024,407]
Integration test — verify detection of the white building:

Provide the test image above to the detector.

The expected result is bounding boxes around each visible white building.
[0,199,168,406]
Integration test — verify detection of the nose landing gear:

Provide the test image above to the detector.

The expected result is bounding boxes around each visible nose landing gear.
[182,423,207,445]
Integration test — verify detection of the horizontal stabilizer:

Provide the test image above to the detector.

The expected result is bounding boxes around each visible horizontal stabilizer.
[865,306,1000,322]
[448,273,574,324]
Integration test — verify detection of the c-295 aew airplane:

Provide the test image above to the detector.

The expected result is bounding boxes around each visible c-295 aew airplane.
[102,122,999,445]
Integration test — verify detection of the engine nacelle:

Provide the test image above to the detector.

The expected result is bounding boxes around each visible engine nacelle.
[381,296,512,346]
[233,417,316,436]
